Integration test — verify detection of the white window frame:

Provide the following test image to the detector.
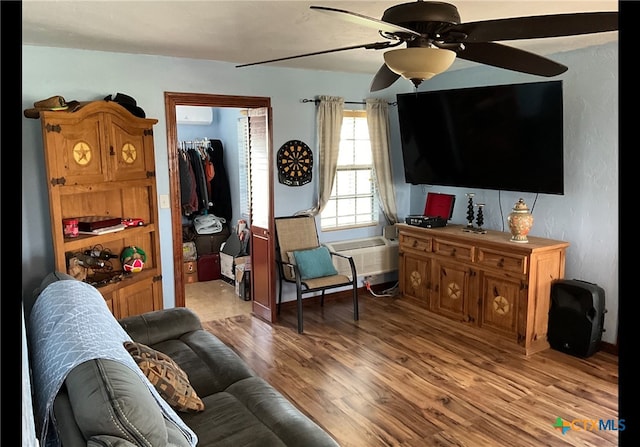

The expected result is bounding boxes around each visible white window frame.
[321,110,378,231]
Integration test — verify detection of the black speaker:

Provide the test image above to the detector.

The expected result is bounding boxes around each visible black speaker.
[548,279,606,358]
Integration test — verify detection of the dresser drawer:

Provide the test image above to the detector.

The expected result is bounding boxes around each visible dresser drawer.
[477,248,527,274]
[400,234,432,254]
[432,238,474,261]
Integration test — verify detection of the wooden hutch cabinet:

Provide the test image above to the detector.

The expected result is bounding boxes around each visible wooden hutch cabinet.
[39,100,163,319]
[397,223,569,355]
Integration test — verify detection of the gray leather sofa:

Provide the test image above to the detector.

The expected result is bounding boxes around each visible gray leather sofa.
[29,272,339,447]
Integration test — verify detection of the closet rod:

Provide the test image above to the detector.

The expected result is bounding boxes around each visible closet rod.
[178,138,211,150]
[301,98,396,106]
[179,138,210,144]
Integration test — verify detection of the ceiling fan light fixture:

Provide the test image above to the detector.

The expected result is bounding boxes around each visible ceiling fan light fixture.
[383,47,456,83]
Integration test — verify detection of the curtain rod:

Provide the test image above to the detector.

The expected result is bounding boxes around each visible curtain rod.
[301,98,396,106]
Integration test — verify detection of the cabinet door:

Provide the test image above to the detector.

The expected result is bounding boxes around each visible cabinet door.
[400,253,430,306]
[107,114,156,182]
[431,260,473,322]
[42,114,109,185]
[477,271,524,339]
[112,277,162,319]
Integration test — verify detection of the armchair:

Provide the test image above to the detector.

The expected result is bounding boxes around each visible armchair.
[274,215,359,333]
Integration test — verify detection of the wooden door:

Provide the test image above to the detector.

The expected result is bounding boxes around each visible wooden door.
[107,113,156,182]
[164,92,275,323]
[400,253,430,306]
[477,270,522,338]
[246,108,275,322]
[113,276,163,319]
[41,111,108,185]
[431,260,472,322]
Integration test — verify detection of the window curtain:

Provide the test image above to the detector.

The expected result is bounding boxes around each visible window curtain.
[296,95,344,216]
[366,98,399,224]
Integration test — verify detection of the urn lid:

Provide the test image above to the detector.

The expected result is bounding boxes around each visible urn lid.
[512,198,530,212]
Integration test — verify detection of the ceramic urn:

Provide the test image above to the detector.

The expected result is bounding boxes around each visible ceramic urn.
[508,198,533,243]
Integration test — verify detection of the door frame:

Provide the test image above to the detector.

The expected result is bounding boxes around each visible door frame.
[163,92,275,320]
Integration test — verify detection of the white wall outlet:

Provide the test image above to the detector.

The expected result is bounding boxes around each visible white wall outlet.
[159,194,170,209]
[363,274,377,285]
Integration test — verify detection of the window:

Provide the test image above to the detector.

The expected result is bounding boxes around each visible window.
[321,110,378,230]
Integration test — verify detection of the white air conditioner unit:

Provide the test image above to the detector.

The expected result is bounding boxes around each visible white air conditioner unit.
[324,236,399,278]
[176,105,213,125]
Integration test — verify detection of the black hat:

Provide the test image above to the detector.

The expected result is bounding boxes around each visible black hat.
[104,93,146,118]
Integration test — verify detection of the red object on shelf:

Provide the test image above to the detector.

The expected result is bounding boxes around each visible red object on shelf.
[122,217,145,227]
[63,218,79,238]
[423,193,455,219]
[77,216,122,232]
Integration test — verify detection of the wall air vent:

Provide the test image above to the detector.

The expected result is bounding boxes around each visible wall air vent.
[176,105,213,125]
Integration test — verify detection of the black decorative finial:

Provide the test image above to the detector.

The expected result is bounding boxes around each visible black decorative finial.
[466,193,475,228]
[475,203,486,233]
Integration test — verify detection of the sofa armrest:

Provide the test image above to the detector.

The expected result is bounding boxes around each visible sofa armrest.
[53,387,87,447]
[119,307,203,345]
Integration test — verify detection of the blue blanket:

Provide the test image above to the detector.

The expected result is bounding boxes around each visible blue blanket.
[28,279,198,447]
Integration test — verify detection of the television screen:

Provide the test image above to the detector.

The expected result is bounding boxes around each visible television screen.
[396,81,564,195]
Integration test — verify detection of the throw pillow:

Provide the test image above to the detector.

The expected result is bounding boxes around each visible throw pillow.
[292,246,338,280]
[124,341,205,413]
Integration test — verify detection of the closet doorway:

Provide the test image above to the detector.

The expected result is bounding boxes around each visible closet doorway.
[164,92,276,324]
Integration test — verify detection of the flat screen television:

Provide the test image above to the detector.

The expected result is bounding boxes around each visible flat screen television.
[396,80,564,195]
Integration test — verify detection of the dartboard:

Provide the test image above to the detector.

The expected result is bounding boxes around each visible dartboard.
[277,140,313,186]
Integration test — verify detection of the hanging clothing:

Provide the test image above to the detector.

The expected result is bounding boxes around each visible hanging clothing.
[207,139,232,223]
[179,150,198,215]
[188,148,209,213]
[204,158,215,199]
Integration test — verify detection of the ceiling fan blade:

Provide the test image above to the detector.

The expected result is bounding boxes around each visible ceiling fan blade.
[310,5,420,38]
[236,42,393,68]
[456,42,567,77]
[445,12,618,43]
[370,64,401,92]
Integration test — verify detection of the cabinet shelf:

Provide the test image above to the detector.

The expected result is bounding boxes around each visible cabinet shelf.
[90,269,160,295]
[62,224,156,251]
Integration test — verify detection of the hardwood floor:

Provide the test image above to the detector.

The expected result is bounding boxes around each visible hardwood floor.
[199,291,619,447]
[185,279,251,321]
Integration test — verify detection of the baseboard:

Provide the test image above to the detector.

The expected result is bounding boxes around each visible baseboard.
[277,282,396,310]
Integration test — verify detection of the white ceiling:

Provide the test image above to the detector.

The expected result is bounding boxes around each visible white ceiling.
[22,1,619,76]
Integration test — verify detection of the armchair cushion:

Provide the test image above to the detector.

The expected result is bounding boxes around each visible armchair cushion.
[292,246,338,280]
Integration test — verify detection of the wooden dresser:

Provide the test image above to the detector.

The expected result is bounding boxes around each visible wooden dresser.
[397,223,569,355]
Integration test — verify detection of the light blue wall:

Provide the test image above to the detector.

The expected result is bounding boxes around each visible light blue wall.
[22,43,618,343]
[405,44,619,344]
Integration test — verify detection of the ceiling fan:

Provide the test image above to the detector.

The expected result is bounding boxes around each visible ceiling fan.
[236,1,618,92]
